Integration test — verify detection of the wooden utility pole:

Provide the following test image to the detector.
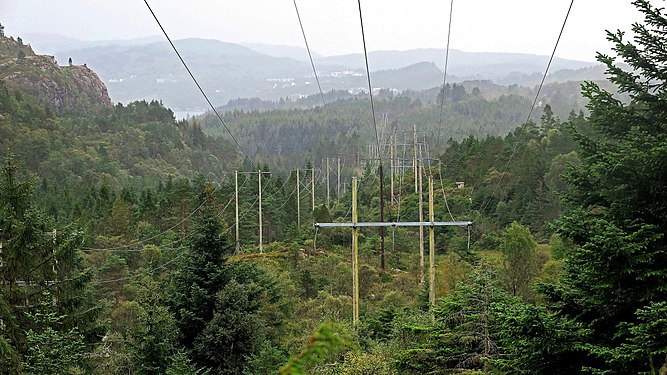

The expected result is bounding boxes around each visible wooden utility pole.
[315,176,473,325]
[351,177,359,326]
[258,170,263,253]
[379,161,386,272]
[402,131,407,178]
[311,166,315,212]
[337,158,341,203]
[423,135,428,163]
[390,133,394,204]
[429,176,436,306]
[235,170,240,254]
[418,156,424,284]
[394,131,399,178]
[326,158,330,207]
[296,169,301,228]
[180,203,185,238]
[315,218,472,324]
[414,124,418,193]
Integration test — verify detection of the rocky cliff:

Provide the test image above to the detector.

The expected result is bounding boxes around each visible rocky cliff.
[0,34,111,112]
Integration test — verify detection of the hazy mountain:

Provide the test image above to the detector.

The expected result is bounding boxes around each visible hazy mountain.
[22,32,163,55]
[373,62,446,90]
[54,38,318,109]
[242,42,323,62]
[317,48,597,81]
[28,34,606,110]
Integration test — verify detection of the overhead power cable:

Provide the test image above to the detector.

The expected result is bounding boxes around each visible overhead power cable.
[473,0,575,223]
[292,0,327,108]
[356,0,381,150]
[82,183,221,251]
[426,145,456,221]
[435,0,455,148]
[142,0,255,170]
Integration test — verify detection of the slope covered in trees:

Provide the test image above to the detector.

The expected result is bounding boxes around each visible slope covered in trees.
[1,1,666,373]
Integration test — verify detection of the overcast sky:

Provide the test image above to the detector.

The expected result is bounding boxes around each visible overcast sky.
[0,0,654,62]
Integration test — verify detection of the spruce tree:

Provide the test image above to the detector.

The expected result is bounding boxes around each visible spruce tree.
[169,183,274,374]
[0,154,98,367]
[538,1,667,372]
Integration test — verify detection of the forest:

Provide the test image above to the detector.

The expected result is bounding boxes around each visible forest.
[1,1,666,374]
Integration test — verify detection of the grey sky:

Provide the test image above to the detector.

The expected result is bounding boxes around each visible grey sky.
[0,0,652,62]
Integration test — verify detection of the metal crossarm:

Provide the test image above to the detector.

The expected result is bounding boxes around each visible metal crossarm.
[315,221,471,228]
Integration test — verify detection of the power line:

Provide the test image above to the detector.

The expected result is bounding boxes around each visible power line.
[274,186,297,211]
[142,0,255,170]
[356,0,381,150]
[83,186,236,253]
[82,183,222,251]
[94,245,188,285]
[292,0,326,108]
[438,167,456,221]
[93,187,257,284]
[426,145,456,222]
[473,0,575,223]
[357,0,387,271]
[435,0,455,148]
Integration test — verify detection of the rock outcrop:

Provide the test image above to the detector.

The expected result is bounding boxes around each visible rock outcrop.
[0,34,111,112]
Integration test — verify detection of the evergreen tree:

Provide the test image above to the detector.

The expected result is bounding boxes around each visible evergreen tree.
[396,266,517,373]
[169,183,275,374]
[0,154,99,368]
[537,1,667,372]
[540,104,558,133]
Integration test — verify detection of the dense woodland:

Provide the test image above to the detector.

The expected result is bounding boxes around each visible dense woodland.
[1,1,666,374]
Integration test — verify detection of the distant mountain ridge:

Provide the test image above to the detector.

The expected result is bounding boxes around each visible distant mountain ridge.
[241,42,323,62]
[22,32,163,55]
[316,48,596,80]
[19,33,603,110]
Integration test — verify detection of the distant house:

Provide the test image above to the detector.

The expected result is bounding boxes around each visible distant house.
[456,181,465,189]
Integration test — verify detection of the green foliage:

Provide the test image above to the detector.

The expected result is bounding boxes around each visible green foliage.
[335,346,398,375]
[396,266,517,373]
[2,7,664,373]
[166,350,210,375]
[499,221,538,298]
[615,302,667,374]
[0,322,21,374]
[0,154,99,367]
[23,300,86,375]
[169,189,278,374]
[533,1,667,373]
[126,302,178,375]
[243,341,288,375]
[279,323,354,374]
[493,303,592,374]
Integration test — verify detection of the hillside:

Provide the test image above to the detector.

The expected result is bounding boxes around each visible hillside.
[1,2,666,374]
[0,79,239,195]
[0,33,110,112]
